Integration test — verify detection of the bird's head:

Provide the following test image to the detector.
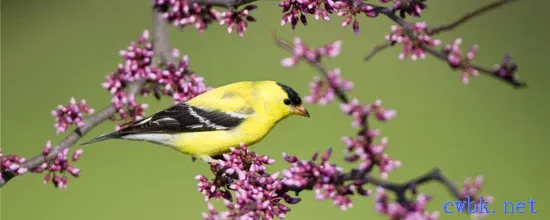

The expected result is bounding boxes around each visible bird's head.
[255,81,310,119]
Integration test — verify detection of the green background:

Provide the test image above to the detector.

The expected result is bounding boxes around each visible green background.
[1,0,548,219]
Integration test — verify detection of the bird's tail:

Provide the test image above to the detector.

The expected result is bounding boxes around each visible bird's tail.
[80,131,124,146]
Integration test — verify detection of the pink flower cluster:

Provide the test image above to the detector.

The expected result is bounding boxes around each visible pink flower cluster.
[279,0,378,34]
[0,142,83,189]
[218,5,258,37]
[281,37,342,68]
[103,30,207,128]
[374,188,439,220]
[103,30,153,125]
[341,99,400,179]
[305,68,353,105]
[278,0,426,34]
[153,0,217,33]
[385,23,522,86]
[0,149,29,181]
[341,99,397,128]
[459,176,493,218]
[282,149,369,210]
[51,97,94,134]
[460,176,493,201]
[198,145,298,220]
[195,146,493,219]
[443,38,479,84]
[153,0,257,37]
[337,3,378,35]
[144,50,208,104]
[37,141,84,189]
[385,22,441,60]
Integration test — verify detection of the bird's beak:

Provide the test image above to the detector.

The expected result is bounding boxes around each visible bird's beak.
[293,105,310,118]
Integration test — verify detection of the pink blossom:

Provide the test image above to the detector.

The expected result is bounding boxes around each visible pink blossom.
[278,0,378,34]
[460,176,493,202]
[153,0,256,36]
[218,4,258,37]
[374,188,439,220]
[0,151,27,181]
[385,22,441,60]
[0,141,83,189]
[198,145,296,219]
[72,149,83,162]
[145,52,208,104]
[42,140,52,156]
[459,176,493,219]
[114,95,149,130]
[305,68,353,105]
[281,38,342,68]
[443,38,480,84]
[340,99,397,128]
[153,0,218,33]
[104,31,208,128]
[51,97,94,134]
[282,149,366,210]
[39,146,84,189]
[103,30,152,126]
[277,0,426,34]
[340,99,399,178]
[35,141,84,189]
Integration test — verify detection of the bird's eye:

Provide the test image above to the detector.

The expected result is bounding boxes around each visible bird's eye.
[283,98,292,105]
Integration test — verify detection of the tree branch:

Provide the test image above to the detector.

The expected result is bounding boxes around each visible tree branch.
[427,0,519,35]
[273,36,464,207]
[364,41,392,61]
[167,0,525,87]
[0,9,174,188]
[360,168,461,205]
[421,45,525,87]
[362,0,525,87]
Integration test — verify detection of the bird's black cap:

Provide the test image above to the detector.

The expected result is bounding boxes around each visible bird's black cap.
[276,82,302,106]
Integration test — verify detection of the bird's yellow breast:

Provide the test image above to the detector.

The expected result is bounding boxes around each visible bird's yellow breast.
[173,116,278,157]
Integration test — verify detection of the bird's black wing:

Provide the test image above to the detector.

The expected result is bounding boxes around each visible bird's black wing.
[119,103,250,135]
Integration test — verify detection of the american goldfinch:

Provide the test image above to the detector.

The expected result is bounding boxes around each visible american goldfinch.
[81,81,310,162]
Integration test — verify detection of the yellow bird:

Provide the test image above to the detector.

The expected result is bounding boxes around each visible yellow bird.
[81,81,310,162]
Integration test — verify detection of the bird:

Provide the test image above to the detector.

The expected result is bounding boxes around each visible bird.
[80,81,310,162]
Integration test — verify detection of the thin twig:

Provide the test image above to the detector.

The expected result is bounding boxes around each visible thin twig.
[273,37,349,103]
[427,0,520,35]
[358,168,462,205]
[371,0,525,88]
[364,42,392,61]
[421,45,525,87]
[0,9,175,188]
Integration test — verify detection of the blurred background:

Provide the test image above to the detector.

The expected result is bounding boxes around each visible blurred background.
[1,0,548,219]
